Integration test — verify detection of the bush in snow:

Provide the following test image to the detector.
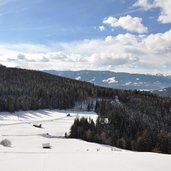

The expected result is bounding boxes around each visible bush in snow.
[1,139,12,147]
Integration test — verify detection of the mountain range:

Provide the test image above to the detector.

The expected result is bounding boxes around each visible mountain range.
[44,70,171,91]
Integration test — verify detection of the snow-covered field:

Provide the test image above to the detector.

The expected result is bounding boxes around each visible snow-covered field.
[0,109,171,171]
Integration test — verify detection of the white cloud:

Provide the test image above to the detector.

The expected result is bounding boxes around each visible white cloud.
[103,15,148,33]
[0,30,171,74]
[155,0,171,23]
[45,52,68,60]
[99,25,105,31]
[103,17,119,27]
[133,0,171,23]
[133,0,154,10]
[17,54,27,60]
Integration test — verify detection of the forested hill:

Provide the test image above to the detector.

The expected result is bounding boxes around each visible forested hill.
[0,65,121,112]
[0,64,171,114]
[0,65,96,112]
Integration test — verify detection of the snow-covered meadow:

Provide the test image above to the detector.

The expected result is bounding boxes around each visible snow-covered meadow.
[0,109,171,171]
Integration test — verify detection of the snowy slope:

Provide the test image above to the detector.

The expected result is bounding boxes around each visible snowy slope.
[0,110,171,171]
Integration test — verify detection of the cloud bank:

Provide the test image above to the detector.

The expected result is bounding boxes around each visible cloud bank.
[0,29,171,74]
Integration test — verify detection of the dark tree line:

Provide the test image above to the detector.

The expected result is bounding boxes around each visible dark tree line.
[70,96,171,154]
[0,65,114,112]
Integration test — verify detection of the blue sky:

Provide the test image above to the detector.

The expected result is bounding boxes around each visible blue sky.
[0,0,169,43]
[0,0,171,74]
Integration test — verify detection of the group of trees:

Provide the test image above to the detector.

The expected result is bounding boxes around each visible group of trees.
[70,95,171,154]
[0,65,126,112]
[0,65,98,112]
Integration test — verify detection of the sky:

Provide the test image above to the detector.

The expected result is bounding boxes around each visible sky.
[0,0,171,74]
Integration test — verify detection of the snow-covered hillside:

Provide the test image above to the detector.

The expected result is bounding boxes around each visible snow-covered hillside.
[0,110,171,171]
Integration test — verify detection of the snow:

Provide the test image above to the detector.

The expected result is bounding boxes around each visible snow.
[125,81,144,86]
[103,77,118,84]
[133,82,144,86]
[0,109,171,171]
[158,89,166,92]
[125,82,132,86]
[75,76,81,80]
[89,77,96,82]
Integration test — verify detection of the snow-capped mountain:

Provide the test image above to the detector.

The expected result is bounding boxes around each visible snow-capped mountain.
[44,70,171,90]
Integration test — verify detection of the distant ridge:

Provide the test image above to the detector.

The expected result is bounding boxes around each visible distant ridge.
[153,86,171,97]
[44,70,171,90]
